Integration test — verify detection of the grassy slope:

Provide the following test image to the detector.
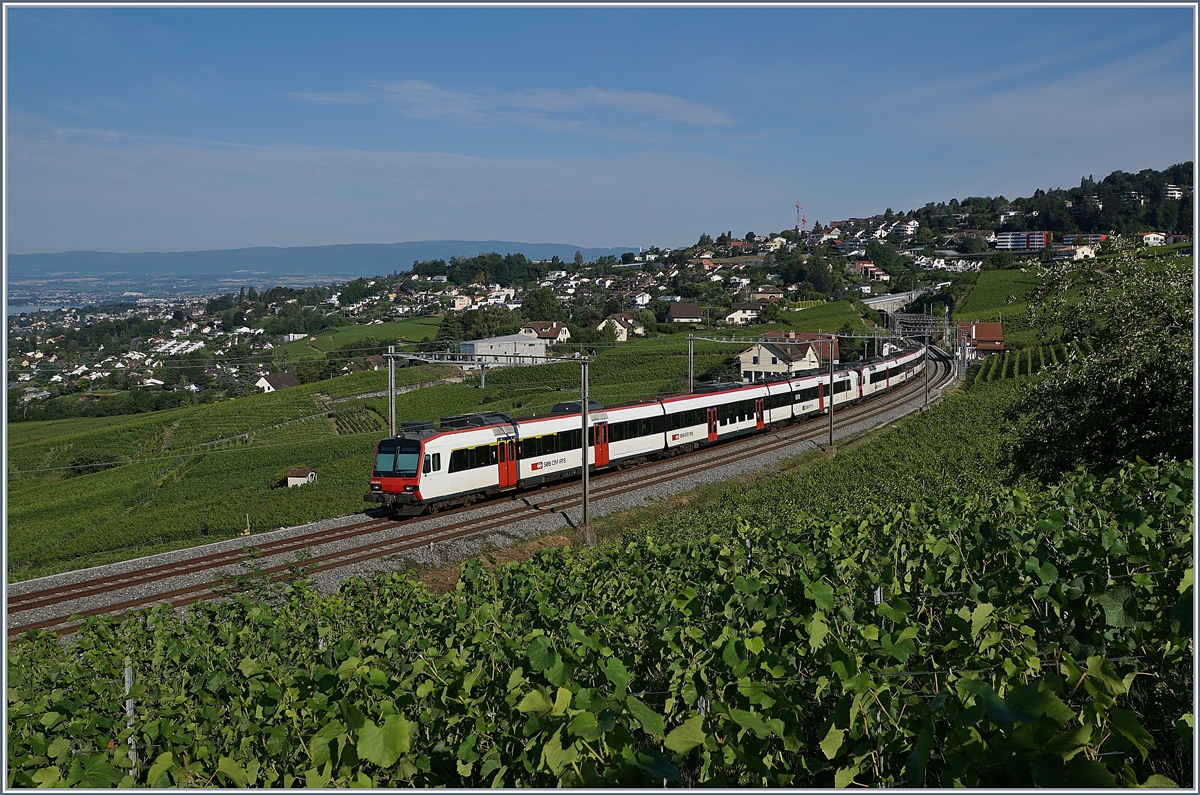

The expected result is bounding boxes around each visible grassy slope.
[778,300,869,331]
[7,304,883,580]
[955,269,1044,348]
[277,316,444,358]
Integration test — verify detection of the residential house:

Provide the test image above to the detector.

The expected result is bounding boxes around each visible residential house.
[597,314,646,342]
[995,231,1052,251]
[1061,234,1107,246]
[1054,245,1095,261]
[946,230,996,246]
[853,261,891,282]
[737,331,839,382]
[724,303,762,326]
[1138,232,1166,247]
[957,321,1006,359]
[763,330,839,364]
[256,372,302,393]
[666,303,704,324]
[519,321,572,343]
[750,286,785,303]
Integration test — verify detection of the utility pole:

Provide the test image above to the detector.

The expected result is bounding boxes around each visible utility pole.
[480,363,486,390]
[580,357,595,545]
[387,345,395,437]
[688,334,694,392]
[924,339,930,408]
[826,330,835,454]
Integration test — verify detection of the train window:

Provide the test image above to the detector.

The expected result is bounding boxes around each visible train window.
[423,454,432,474]
[486,445,498,466]
[555,429,580,451]
[449,448,469,473]
[374,439,422,477]
[432,453,441,471]
[520,438,536,459]
[652,415,665,434]
[641,418,653,437]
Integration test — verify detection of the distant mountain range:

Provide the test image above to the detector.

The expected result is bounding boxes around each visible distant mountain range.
[7,240,640,295]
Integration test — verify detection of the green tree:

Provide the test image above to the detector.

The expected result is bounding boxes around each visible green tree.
[573,250,583,267]
[339,280,368,306]
[1006,243,1192,480]
[957,236,989,255]
[632,308,656,329]
[522,287,563,322]
[435,313,464,345]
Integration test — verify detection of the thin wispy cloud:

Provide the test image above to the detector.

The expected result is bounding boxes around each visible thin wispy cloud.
[288,80,737,128]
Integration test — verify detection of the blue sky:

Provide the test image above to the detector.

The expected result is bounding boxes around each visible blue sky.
[5,6,1194,254]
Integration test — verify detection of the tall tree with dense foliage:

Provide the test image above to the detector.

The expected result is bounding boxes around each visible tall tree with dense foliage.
[522,287,563,322]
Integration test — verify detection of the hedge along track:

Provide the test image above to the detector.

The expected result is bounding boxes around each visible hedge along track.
[8,352,955,638]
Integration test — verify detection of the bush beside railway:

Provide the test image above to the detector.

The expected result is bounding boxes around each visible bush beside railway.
[7,458,1192,787]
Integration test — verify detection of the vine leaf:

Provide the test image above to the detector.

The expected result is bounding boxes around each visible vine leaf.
[820,726,844,760]
[358,715,412,768]
[664,715,706,754]
[625,696,665,737]
[217,756,248,788]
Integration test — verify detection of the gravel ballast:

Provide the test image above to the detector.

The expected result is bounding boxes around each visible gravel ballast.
[7,363,957,629]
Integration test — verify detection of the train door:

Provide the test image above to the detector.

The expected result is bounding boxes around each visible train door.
[497,439,517,488]
[706,408,718,442]
[593,423,610,467]
[755,398,764,430]
[818,382,825,412]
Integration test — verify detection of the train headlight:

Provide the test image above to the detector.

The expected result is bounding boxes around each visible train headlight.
[370,483,382,491]
[404,485,417,492]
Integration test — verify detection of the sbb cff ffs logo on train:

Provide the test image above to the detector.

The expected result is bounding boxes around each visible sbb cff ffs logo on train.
[365,345,928,514]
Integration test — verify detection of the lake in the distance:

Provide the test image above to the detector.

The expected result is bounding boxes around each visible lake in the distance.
[6,305,77,315]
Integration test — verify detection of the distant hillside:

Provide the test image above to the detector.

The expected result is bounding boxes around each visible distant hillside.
[8,240,638,291]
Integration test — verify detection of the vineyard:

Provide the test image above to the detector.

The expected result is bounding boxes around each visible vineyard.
[954,269,1040,320]
[4,335,745,580]
[963,340,1097,387]
[605,377,1029,542]
[7,458,1191,787]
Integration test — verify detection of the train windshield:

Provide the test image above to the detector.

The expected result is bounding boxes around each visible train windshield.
[374,439,421,477]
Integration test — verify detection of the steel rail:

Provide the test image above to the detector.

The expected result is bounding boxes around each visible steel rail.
[9,353,954,638]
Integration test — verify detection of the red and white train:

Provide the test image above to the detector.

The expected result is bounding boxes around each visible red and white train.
[365,345,927,513]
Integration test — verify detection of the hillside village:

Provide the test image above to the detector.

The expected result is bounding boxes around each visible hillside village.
[8,165,1192,422]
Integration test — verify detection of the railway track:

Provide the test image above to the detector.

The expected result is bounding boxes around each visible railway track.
[8,352,956,638]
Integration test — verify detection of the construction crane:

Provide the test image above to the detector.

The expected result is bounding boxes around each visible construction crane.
[795,201,803,233]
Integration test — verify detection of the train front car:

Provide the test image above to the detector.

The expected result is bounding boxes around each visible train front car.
[365,432,429,511]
